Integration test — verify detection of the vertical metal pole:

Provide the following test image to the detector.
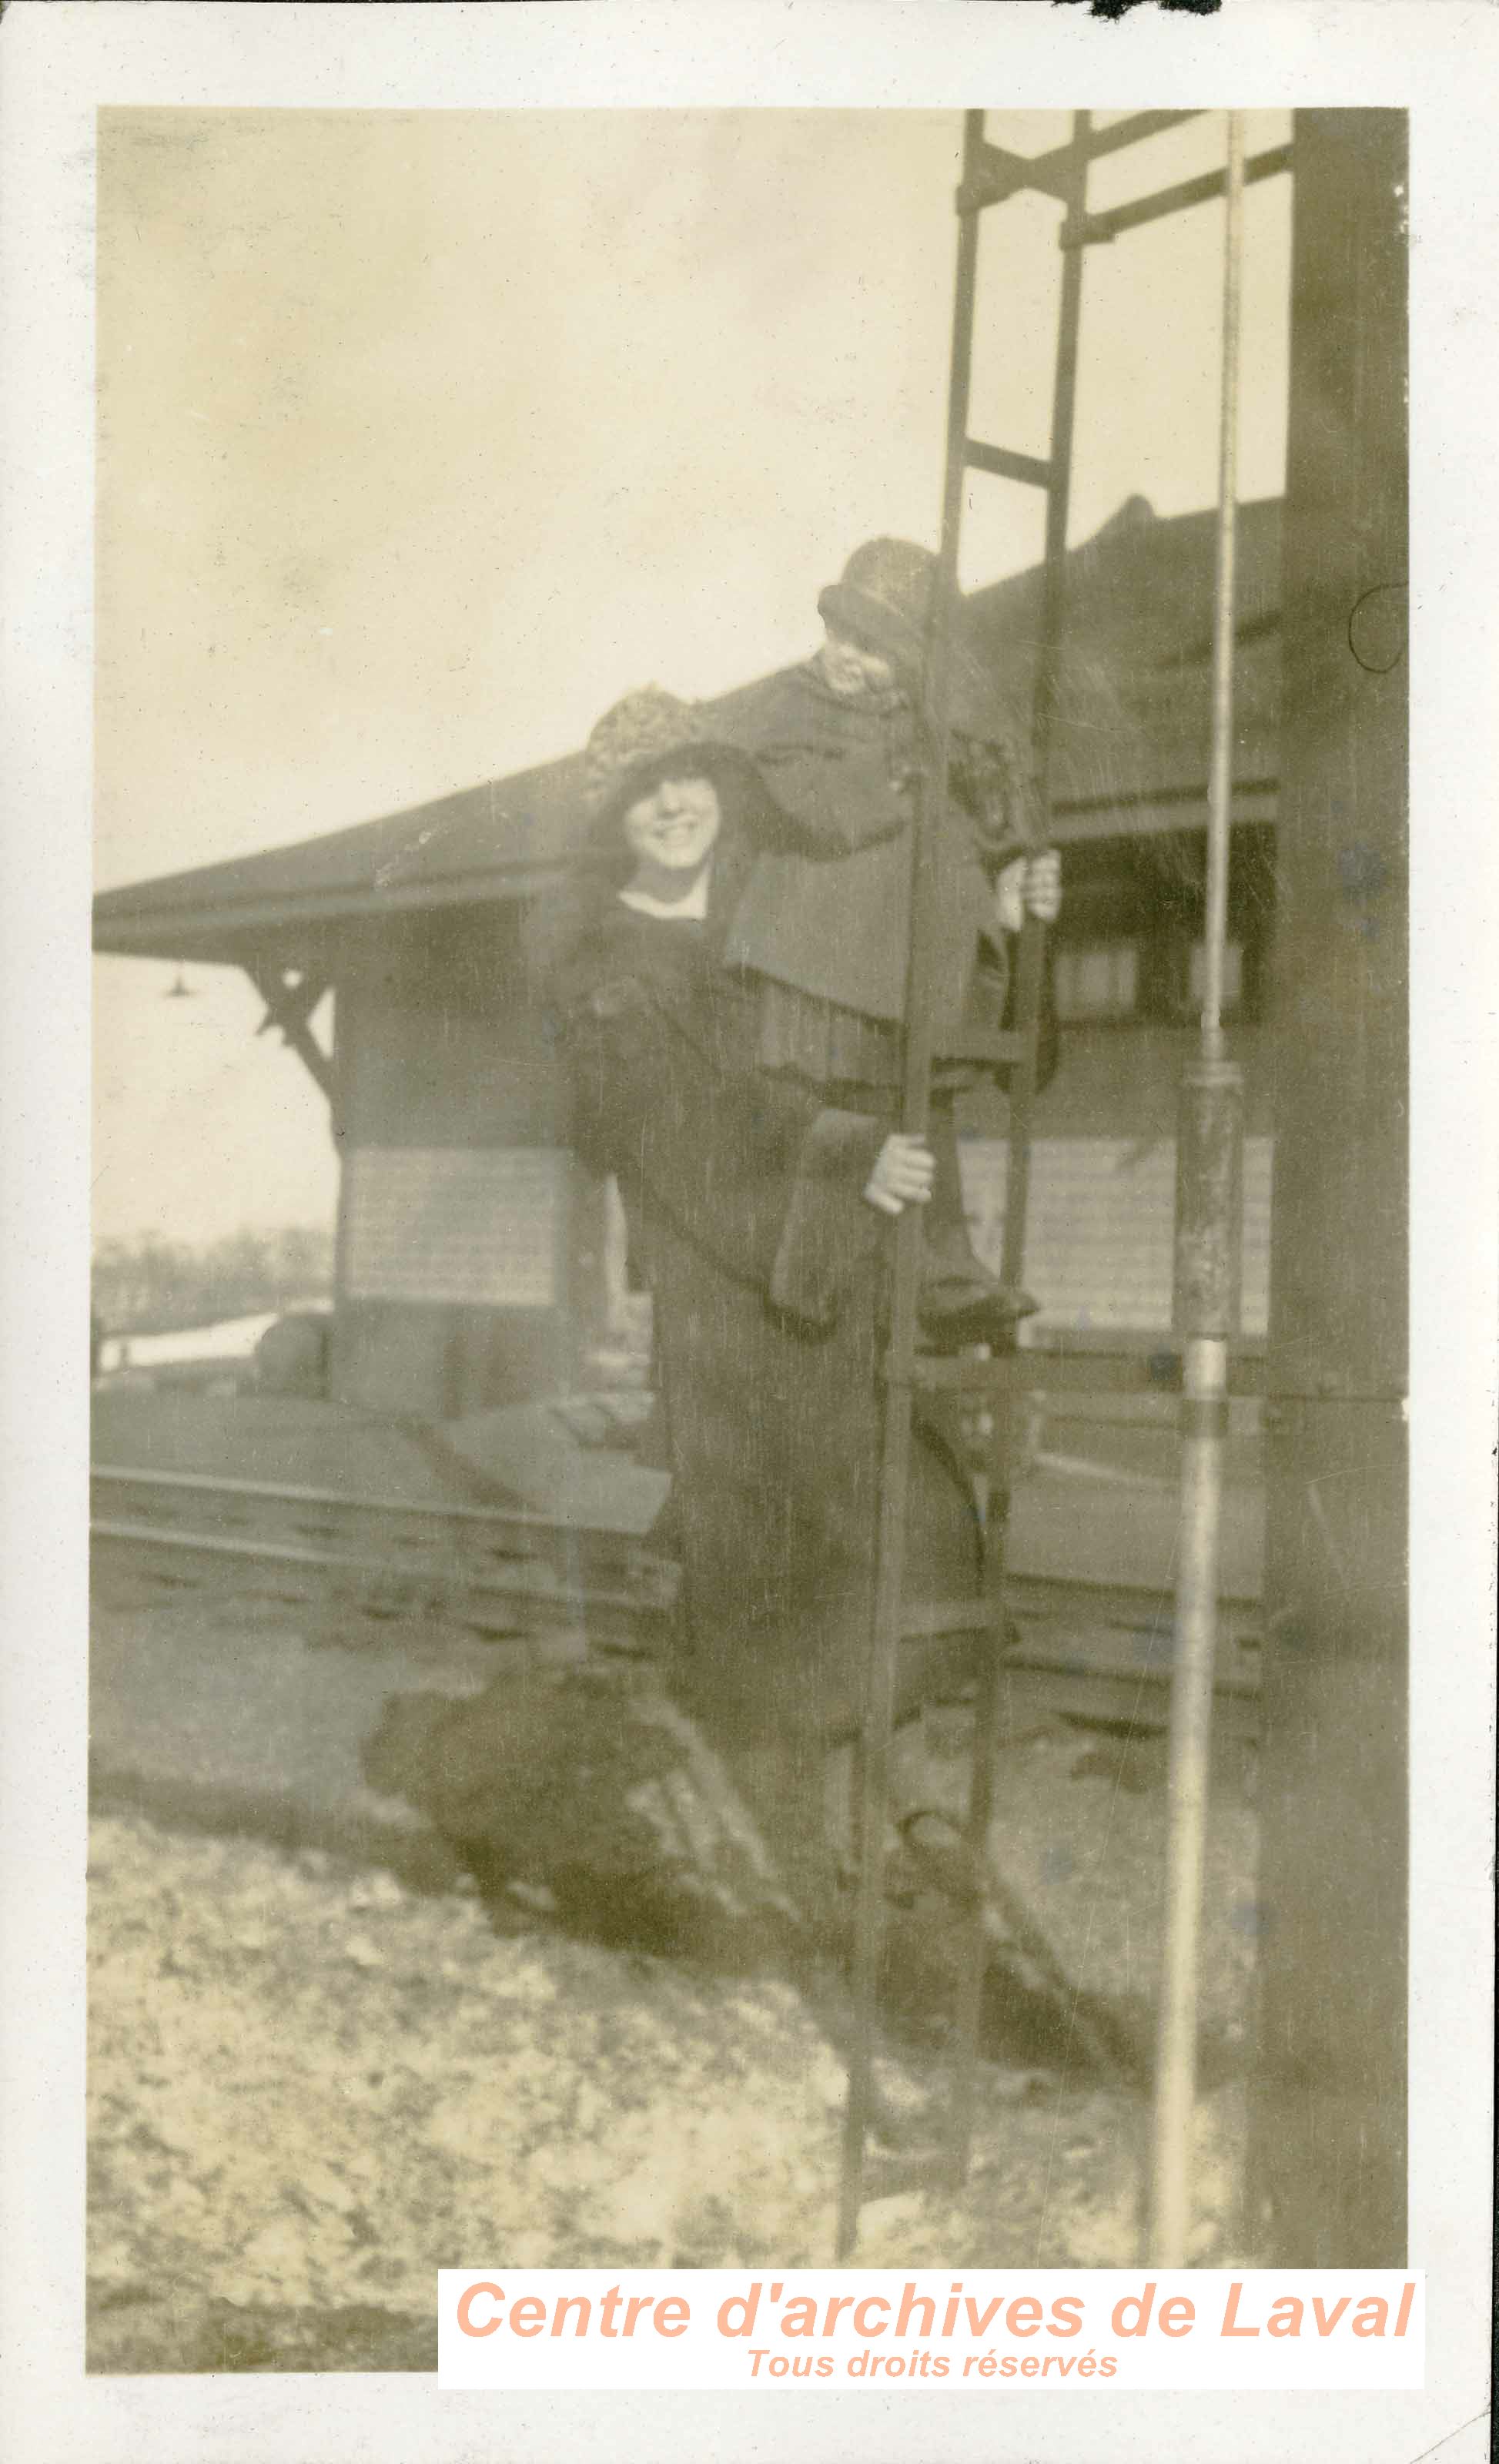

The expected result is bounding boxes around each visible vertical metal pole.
[835,110,984,2261]
[944,1448,1005,2181]
[1148,110,1246,2268]
[999,110,1090,1293]
[328,963,356,1405]
[1199,116,1246,1070]
[1253,108,1407,2268]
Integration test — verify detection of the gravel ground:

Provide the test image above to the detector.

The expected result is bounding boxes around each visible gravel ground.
[88,1724,1257,2374]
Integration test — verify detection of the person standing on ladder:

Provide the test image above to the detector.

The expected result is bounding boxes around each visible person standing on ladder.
[721,537,1065,1350]
[534,688,999,2049]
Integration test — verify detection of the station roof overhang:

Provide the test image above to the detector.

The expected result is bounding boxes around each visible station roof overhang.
[93,495,1283,969]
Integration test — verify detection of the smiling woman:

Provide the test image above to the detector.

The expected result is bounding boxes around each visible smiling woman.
[540,685,905,1330]
[535,688,984,1955]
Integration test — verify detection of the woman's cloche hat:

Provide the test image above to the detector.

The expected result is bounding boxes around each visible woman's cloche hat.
[817,537,997,725]
[582,685,758,821]
[816,537,941,672]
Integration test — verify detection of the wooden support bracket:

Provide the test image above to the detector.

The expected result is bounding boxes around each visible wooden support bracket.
[246,964,334,1100]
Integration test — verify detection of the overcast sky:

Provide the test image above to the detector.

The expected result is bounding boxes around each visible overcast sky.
[93,106,1291,1253]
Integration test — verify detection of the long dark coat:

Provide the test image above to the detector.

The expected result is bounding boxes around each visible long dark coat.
[544,862,983,1765]
[553,892,886,1327]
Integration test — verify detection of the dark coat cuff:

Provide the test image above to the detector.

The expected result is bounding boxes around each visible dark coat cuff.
[768,1110,887,1325]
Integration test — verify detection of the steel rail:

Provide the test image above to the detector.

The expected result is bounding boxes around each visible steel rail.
[90,1464,1261,1728]
[89,1461,681,1640]
[89,1517,672,1629]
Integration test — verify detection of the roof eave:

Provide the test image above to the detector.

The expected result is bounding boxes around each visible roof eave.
[92,857,570,961]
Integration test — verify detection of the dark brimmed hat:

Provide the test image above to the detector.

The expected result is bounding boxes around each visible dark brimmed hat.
[817,537,996,721]
[817,537,939,673]
[582,685,757,820]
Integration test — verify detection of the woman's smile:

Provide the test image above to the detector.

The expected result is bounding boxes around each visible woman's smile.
[622,775,723,876]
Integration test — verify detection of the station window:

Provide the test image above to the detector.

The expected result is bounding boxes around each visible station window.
[1052,939,1140,1022]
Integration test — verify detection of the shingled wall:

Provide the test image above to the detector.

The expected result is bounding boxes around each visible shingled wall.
[962,1136,1273,1338]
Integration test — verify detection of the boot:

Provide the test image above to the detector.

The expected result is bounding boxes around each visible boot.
[917,1249,1038,1354]
[915,1100,1037,1352]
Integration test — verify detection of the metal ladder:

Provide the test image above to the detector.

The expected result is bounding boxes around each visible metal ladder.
[835,107,1290,2258]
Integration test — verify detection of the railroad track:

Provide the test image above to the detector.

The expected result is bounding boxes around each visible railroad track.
[90,1463,1261,1738]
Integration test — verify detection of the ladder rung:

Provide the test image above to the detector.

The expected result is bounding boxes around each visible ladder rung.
[964,439,1052,490]
[893,1353,1029,1392]
[1011,1351,1181,1394]
[958,114,1202,217]
[1081,142,1293,247]
[1082,109,1203,164]
[898,1348,1247,1396]
[1023,1344,1266,1396]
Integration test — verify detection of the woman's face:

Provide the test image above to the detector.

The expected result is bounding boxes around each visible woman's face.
[621,772,722,875]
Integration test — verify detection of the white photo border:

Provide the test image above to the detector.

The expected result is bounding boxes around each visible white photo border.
[1,5,1494,2460]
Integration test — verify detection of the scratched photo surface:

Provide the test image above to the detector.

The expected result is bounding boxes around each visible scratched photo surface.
[88,107,1406,2372]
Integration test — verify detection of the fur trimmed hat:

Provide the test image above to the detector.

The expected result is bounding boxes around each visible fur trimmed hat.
[583,686,752,820]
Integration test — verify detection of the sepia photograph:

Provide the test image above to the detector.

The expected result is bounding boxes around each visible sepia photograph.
[81,93,1415,2375]
[4,9,1494,2457]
